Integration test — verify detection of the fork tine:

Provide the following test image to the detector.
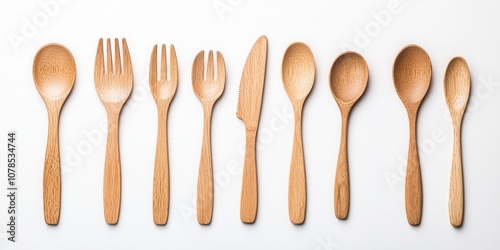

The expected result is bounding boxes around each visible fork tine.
[216,51,226,83]
[149,44,158,85]
[122,38,133,77]
[160,44,167,81]
[114,38,122,74]
[192,51,204,84]
[206,50,214,81]
[106,38,113,74]
[95,38,104,80]
[170,44,178,83]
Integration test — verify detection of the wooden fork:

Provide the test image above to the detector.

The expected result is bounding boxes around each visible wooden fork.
[94,38,134,225]
[192,50,226,225]
[150,44,178,225]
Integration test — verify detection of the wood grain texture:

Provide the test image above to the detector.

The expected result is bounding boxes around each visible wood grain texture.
[405,107,422,226]
[33,44,76,225]
[94,38,133,225]
[192,50,226,225]
[444,57,470,227]
[103,112,121,225]
[43,104,62,225]
[288,103,307,224]
[237,36,267,224]
[236,36,267,130]
[329,52,368,220]
[334,110,350,219]
[197,104,214,225]
[449,121,463,227]
[282,42,315,225]
[393,45,431,226]
[150,44,178,225]
[240,129,258,223]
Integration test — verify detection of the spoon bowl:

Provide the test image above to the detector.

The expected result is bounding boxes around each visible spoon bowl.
[34,44,76,101]
[33,43,76,225]
[330,52,368,104]
[393,45,431,105]
[329,51,368,220]
[282,43,315,102]
[445,57,470,111]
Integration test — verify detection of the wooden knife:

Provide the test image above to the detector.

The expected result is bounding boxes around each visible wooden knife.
[237,35,268,223]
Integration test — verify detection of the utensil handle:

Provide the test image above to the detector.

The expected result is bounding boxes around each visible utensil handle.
[449,123,463,227]
[240,129,258,223]
[104,112,121,225]
[153,108,170,225]
[406,113,422,226]
[289,107,306,224]
[334,112,350,219]
[43,109,61,225]
[197,105,214,225]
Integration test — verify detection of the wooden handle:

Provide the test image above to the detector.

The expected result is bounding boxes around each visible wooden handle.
[240,129,258,223]
[334,111,350,219]
[103,111,121,225]
[288,106,306,224]
[153,107,170,225]
[449,121,464,227]
[43,108,61,225]
[405,112,422,226]
[197,104,214,225]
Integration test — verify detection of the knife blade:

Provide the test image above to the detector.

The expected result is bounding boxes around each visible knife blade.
[236,35,268,223]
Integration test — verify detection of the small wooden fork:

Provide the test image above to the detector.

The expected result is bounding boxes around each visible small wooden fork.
[150,44,178,225]
[94,38,133,225]
[192,50,226,225]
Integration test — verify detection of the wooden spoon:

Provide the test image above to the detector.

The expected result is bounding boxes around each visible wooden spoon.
[393,45,432,226]
[33,44,76,225]
[192,50,226,225]
[444,57,470,227]
[282,42,315,224]
[329,52,368,220]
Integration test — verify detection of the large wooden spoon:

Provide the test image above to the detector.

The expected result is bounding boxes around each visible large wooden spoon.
[393,45,431,226]
[282,42,315,224]
[329,52,368,219]
[33,44,76,225]
[444,57,470,227]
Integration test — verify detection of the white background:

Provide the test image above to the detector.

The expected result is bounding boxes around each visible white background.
[1,0,500,249]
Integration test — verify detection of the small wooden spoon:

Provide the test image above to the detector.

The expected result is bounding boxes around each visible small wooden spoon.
[33,44,76,225]
[444,57,470,227]
[329,52,368,220]
[282,42,315,225]
[393,45,432,226]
